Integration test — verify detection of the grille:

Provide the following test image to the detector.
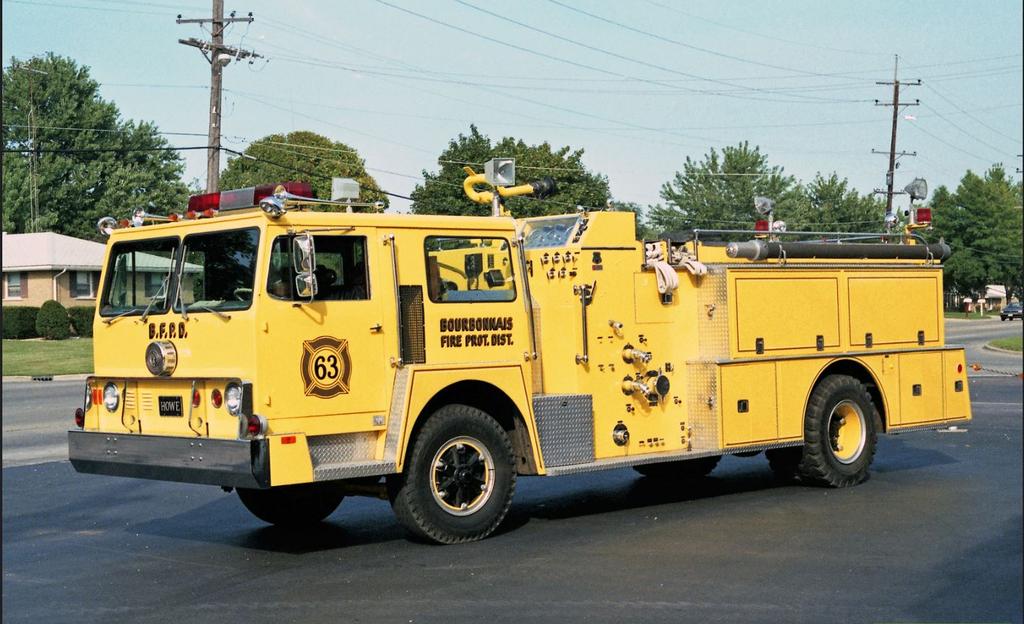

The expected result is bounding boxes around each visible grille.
[400,285,426,364]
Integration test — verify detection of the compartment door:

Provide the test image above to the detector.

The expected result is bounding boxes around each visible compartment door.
[720,362,778,446]
[897,352,944,425]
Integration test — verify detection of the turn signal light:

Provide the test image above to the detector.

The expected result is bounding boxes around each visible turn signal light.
[74,408,85,428]
[211,388,223,409]
[245,414,267,437]
[192,389,202,409]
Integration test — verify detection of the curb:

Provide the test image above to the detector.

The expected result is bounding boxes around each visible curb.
[2,374,90,383]
[983,343,1023,356]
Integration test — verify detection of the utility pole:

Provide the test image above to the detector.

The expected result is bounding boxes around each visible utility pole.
[872,54,921,219]
[177,1,260,193]
[12,62,48,232]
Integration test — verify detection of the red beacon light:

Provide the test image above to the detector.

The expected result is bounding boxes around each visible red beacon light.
[915,207,932,225]
[186,181,314,214]
[754,220,770,232]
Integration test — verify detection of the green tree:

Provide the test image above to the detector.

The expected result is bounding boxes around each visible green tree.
[219,130,388,210]
[647,142,803,234]
[2,54,188,239]
[410,125,610,217]
[790,173,885,232]
[931,166,1023,302]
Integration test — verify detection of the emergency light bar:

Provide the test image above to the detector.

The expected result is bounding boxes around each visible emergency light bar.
[187,181,314,213]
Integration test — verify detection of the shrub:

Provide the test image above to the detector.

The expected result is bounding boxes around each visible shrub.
[36,299,71,340]
[68,306,96,337]
[2,306,40,339]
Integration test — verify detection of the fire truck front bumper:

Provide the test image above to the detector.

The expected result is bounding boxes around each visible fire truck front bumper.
[68,430,270,489]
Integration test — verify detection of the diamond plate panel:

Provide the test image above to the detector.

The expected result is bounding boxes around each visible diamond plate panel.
[686,361,719,453]
[308,432,378,468]
[696,267,730,359]
[532,394,594,468]
[383,367,409,462]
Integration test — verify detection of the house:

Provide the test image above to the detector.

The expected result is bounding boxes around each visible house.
[2,232,105,307]
[984,285,1008,309]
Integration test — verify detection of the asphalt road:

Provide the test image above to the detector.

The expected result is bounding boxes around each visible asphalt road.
[2,320,1021,623]
[2,381,1021,623]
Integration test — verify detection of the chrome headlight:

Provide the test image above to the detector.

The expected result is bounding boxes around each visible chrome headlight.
[145,341,177,376]
[103,382,120,413]
[224,383,243,416]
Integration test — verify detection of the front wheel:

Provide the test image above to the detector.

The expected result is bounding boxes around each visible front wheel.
[797,374,879,487]
[237,483,344,527]
[388,404,516,544]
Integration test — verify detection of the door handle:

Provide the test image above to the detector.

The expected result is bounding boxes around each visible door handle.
[370,324,383,333]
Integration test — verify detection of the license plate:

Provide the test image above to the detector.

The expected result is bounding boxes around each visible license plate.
[158,396,183,417]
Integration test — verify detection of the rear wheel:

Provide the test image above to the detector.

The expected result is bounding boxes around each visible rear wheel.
[797,374,879,487]
[388,404,516,544]
[237,483,344,528]
[633,455,721,479]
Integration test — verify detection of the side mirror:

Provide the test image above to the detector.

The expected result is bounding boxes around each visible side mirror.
[292,234,316,273]
[294,273,318,300]
[292,234,318,301]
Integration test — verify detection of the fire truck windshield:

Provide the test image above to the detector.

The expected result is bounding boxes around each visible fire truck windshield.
[174,227,260,314]
[100,237,178,317]
[522,216,580,249]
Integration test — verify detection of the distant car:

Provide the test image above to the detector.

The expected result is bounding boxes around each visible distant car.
[1000,302,1022,321]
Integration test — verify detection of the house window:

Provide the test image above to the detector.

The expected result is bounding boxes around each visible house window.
[143,272,165,298]
[71,271,97,298]
[5,272,24,299]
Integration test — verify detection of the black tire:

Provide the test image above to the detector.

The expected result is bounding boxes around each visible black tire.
[765,446,803,481]
[388,404,516,544]
[633,455,721,479]
[797,374,879,487]
[237,483,344,528]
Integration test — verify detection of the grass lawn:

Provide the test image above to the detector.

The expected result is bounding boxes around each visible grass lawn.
[2,338,93,376]
[944,310,1001,320]
[990,336,1023,352]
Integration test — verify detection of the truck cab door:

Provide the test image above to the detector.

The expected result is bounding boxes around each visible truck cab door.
[259,228,391,421]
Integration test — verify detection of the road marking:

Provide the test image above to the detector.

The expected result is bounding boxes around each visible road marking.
[1,444,68,468]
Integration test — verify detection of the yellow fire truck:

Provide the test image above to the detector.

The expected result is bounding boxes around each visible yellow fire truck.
[69,163,971,544]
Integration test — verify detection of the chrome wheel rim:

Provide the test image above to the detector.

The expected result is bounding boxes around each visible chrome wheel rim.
[430,436,494,516]
[827,400,867,465]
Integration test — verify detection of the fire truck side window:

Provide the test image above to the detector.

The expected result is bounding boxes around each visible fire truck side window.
[267,235,369,301]
[424,236,515,303]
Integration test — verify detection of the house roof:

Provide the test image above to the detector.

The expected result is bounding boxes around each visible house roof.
[2,232,106,272]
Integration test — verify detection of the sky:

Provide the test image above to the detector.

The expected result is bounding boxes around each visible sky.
[3,0,1022,216]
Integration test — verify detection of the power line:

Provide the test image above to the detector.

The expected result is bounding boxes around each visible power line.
[545,0,872,78]
[3,145,213,153]
[641,0,890,58]
[923,83,1021,147]
[905,122,999,164]
[450,0,871,103]
[5,0,168,15]
[919,104,1010,161]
